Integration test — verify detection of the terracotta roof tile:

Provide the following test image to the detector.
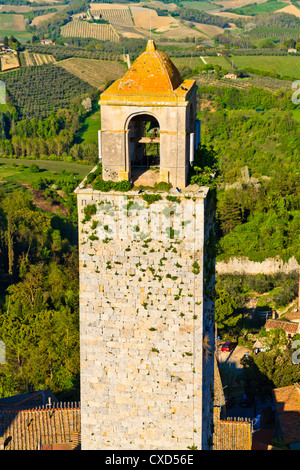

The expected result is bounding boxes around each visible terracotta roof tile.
[265,319,298,334]
[0,403,80,450]
[273,383,300,445]
[284,311,300,321]
[213,419,252,450]
[118,40,182,94]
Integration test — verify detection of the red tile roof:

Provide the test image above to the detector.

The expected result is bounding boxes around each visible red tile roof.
[284,311,300,321]
[265,319,299,334]
[0,403,80,450]
[213,418,252,450]
[273,383,300,445]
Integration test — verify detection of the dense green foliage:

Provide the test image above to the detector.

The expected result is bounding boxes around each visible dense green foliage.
[216,272,299,312]
[0,189,80,399]
[216,175,300,262]
[215,284,241,331]
[0,91,99,164]
[240,345,300,399]
[198,85,300,262]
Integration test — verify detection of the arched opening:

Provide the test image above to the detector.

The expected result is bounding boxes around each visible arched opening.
[128,113,160,185]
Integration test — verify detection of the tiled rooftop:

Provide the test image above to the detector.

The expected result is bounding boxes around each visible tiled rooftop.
[273,383,300,445]
[284,310,300,321]
[0,390,80,450]
[213,418,252,450]
[265,319,299,334]
[0,403,80,450]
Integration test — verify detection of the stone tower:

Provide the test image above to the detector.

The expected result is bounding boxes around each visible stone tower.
[99,40,200,189]
[76,41,215,450]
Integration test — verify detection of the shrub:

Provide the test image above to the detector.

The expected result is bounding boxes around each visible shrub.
[83,203,97,223]
[92,177,131,192]
[29,163,40,173]
[141,194,162,205]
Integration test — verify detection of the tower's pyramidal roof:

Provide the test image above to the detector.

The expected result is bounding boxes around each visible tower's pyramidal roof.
[118,40,183,93]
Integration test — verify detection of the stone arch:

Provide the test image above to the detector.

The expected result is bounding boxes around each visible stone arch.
[125,111,161,184]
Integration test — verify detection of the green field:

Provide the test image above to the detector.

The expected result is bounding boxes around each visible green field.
[204,56,230,69]
[171,56,203,69]
[0,14,17,29]
[0,13,32,43]
[0,30,32,42]
[231,55,300,79]
[247,26,300,42]
[226,0,288,15]
[180,1,219,11]
[0,158,93,185]
[77,107,100,144]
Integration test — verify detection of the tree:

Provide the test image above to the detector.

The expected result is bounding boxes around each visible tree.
[1,191,51,280]
[189,144,218,187]
[258,327,288,352]
[241,349,300,399]
[9,35,21,51]
[215,285,241,331]
[217,190,243,236]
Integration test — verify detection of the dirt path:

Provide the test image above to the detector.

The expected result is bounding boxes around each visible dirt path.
[21,183,70,216]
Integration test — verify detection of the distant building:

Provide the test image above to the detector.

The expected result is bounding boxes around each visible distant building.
[223,73,237,79]
[40,39,54,45]
[264,319,300,339]
[288,48,297,54]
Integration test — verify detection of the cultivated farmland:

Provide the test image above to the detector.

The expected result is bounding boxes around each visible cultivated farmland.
[171,56,203,69]
[60,20,120,42]
[56,58,126,89]
[25,44,120,62]
[0,13,26,31]
[2,63,93,120]
[0,157,93,185]
[195,69,293,93]
[231,55,300,79]
[204,55,231,69]
[90,6,134,27]
[0,13,31,42]
[0,52,20,72]
[225,1,287,15]
[21,51,56,67]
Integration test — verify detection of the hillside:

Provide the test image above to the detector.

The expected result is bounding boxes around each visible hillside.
[0,0,299,410]
[0,1,298,262]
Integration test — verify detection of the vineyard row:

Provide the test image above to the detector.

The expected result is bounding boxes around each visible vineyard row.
[60,21,120,43]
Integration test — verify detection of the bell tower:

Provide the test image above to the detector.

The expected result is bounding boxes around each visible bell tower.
[76,41,215,451]
[99,40,200,188]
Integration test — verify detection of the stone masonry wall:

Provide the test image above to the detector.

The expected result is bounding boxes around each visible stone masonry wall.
[76,186,215,450]
[216,256,299,275]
